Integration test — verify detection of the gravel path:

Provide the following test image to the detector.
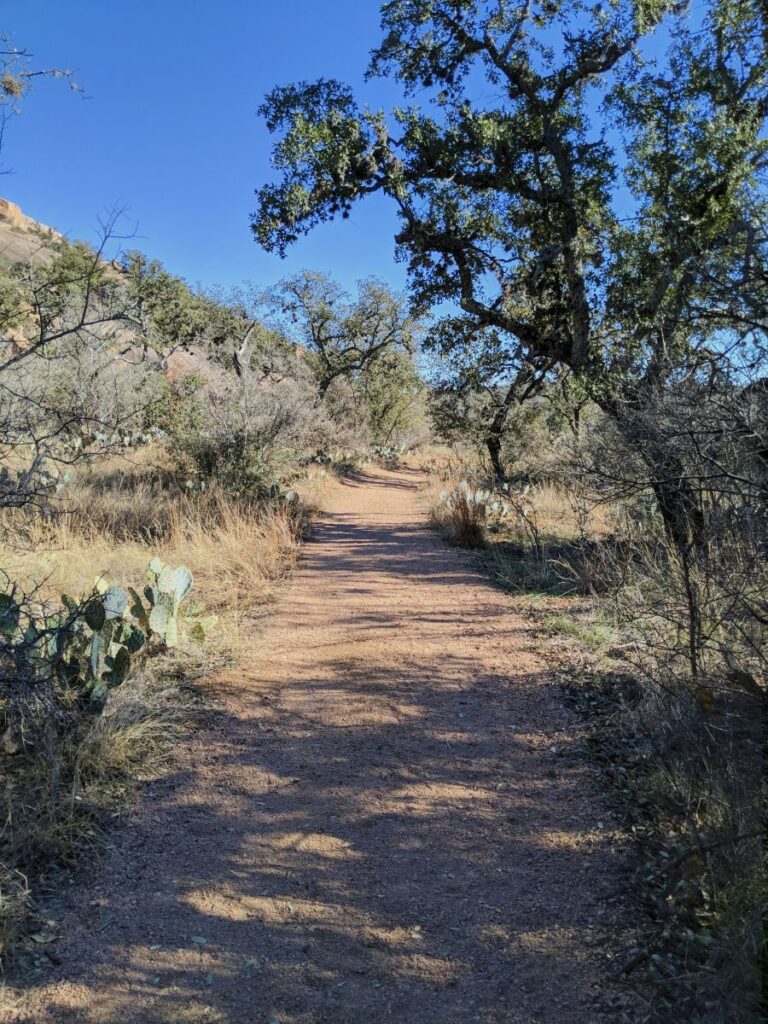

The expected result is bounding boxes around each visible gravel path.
[3,466,636,1023]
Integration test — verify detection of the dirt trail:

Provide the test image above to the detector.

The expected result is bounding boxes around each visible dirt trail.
[4,466,636,1024]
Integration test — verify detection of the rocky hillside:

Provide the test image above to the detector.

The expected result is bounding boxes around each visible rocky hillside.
[0,197,62,267]
[0,198,210,375]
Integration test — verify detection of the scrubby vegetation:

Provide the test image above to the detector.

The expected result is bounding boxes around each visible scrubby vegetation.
[422,387,768,1018]
[0,225,425,953]
[0,443,312,953]
[3,0,768,1016]
[417,358,768,1017]
[0,51,426,951]
[254,0,768,1017]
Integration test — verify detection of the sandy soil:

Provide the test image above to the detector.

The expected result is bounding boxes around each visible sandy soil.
[2,466,639,1023]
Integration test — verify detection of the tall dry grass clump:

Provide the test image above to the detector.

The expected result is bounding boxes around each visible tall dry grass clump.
[166,493,306,610]
[429,482,487,548]
[1,456,308,614]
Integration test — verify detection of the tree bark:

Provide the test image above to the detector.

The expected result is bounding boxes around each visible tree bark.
[648,470,706,557]
[485,383,518,482]
[596,387,707,558]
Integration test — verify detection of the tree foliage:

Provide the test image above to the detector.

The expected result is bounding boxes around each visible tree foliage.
[361,348,427,445]
[253,0,768,498]
[267,271,422,395]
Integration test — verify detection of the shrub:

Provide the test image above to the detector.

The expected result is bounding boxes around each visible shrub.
[0,558,194,954]
[162,368,331,496]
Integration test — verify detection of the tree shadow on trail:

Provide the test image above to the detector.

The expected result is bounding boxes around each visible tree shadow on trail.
[10,477,631,1024]
[337,466,425,494]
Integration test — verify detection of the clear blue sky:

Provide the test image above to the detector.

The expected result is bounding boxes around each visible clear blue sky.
[2,0,407,293]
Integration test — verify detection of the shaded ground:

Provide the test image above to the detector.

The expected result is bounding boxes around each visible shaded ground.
[2,466,640,1023]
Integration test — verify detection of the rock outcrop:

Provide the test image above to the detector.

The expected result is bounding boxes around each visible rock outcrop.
[0,198,25,227]
[0,197,62,238]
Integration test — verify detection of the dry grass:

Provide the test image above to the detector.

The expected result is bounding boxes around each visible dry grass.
[420,455,613,542]
[75,669,191,787]
[407,444,474,482]
[1,463,307,617]
[2,668,191,868]
[429,489,487,548]
[423,453,767,1019]
[166,495,305,610]
[422,458,618,590]
[0,450,319,957]
[0,868,29,958]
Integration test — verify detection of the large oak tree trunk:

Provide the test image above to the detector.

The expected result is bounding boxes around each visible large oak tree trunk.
[485,383,519,482]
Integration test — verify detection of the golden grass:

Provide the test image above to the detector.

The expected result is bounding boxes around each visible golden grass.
[0,451,320,956]
[1,479,306,617]
[76,670,187,779]
[428,490,487,548]
[166,496,304,610]
[421,458,621,598]
[421,459,615,543]
[407,444,474,482]
[2,669,190,867]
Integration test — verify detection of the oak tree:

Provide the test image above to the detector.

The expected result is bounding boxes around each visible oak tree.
[253,0,768,544]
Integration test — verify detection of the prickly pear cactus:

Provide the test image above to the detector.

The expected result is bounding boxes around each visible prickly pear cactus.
[56,584,148,703]
[139,559,194,648]
[2,558,197,712]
